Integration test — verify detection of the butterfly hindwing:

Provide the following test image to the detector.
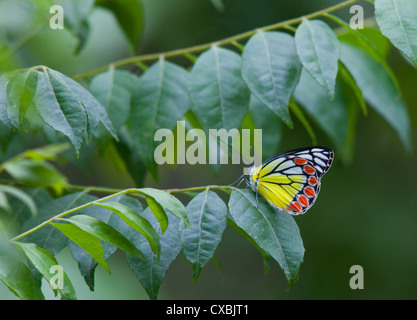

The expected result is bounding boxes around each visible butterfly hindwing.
[286,146,333,179]
[250,146,333,215]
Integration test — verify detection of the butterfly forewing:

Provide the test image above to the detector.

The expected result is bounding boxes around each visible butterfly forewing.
[252,146,333,215]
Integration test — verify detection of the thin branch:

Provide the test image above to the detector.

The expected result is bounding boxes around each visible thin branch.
[166,185,234,194]
[67,183,234,195]
[0,178,235,195]
[10,188,138,242]
[72,0,359,80]
[8,184,234,242]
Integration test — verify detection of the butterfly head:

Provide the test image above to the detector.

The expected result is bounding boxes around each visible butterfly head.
[248,164,262,192]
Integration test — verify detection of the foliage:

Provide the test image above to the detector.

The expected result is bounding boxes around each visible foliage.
[0,0,416,299]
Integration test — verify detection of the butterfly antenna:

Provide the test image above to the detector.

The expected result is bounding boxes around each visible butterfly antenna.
[243,176,250,188]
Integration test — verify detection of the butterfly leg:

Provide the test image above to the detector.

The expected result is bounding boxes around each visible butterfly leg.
[229,175,244,187]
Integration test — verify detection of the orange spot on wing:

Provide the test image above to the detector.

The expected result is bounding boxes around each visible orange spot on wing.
[308,176,318,185]
[298,195,309,207]
[304,187,316,198]
[290,202,302,212]
[294,158,307,165]
[304,165,315,175]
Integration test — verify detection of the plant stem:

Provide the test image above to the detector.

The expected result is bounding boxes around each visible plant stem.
[63,184,126,194]
[0,178,235,195]
[166,185,234,194]
[63,183,233,194]
[8,184,233,241]
[10,188,137,242]
[72,0,359,80]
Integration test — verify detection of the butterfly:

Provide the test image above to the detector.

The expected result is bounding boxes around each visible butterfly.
[244,146,334,215]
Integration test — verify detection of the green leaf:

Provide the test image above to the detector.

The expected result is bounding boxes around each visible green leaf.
[68,194,139,291]
[375,0,417,66]
[210,0,225,12]
[95,201,161,255]
[227,217,271,275]
[327,14,391,60]
[113,128,147,187]
[189,45,250,130]
[34,66,117,156]
[24,143,71,161]
[338,62,367,116]
[4,69,38,131]
[55,0,94,54]
[293,69,349,153]
[34,68,87,156]
[22,192,97,255]
[52,219,110,273]
[0,185,37,217]
[130,58,190,180]
[0,75,10,127]
[295,19,340,100]
[0,191,11,214]
[248,94,282,160]
[288,99,317,145]
[3,159,67,195]
[340,83,361,164]
[126,207,181,300]
[138,188,190,231]
[228,189,304,289]
[329,14,401,91]
[9,187,53,226]
[96,0,143,53]
[47,68,117,141]
[89,68,139,133]
[0,41,18,73]
[355,28,392,59]
[339,42,411,151]
[188,46,249,170]
[182,109,223,176]
[58,215,144,259]
[145,196,168,235]
[242,30,302,128]
[180,189,227,281]
[0,256,44,300]
[14,242,76,300]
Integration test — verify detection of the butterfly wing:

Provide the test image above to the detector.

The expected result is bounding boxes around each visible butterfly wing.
[254,146,333,215]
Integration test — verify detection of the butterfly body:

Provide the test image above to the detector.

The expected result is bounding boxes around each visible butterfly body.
[249,146,333,215]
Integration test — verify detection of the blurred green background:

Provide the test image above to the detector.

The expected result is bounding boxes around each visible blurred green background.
[1,0,417,299]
